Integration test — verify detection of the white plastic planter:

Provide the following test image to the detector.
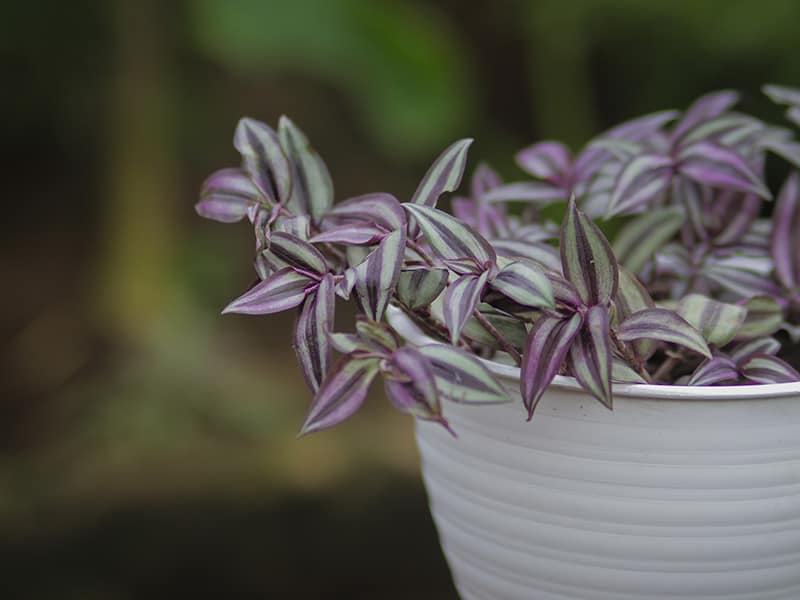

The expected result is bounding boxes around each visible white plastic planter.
[389,308,800,600]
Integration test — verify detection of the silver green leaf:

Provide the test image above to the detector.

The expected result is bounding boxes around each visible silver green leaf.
[396,266,449,310]
[677,294,747,347]
[278,116,334,220]
[617,308,711,358]
[416,344,510,404]
[410,138,473,207]
[233,117,292,204]
[568,305,612,409]
[560,195,619,306]
[613,206,685,274]
[294,274,335,392]
[490,261,555,309]
[403,203,496,266]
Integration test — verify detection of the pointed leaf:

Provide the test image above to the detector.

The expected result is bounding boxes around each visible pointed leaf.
[482,182,566,204]
[274,214,312,239]
[606,154,673,217]
[761,137,800,170]
[521,312,583,417]
[299,357,380,435]
[403,203,496,265]
[678,142,771,199]
[613,206,685,273]
[771,172,800,290]
[736,296,783,340]
[310,223,385,246]
[222,268,312,315]
[461,305,527,350]
[515,141,571,182]
[617,308,711,357]
[568,305,612,408]
[411,138,473,207]
[490,261,554,308]
[294,274,335,392]
[326,193,405,230]
[233,117,292,204]
[355,318,399,353]
[262,232,328,274]
[614,268,657,359]
[196,168,262,223]
[383,346,443,421]
[672,90,739,144]
[396,266,449,310]
[688,357,740,386]
[493,240,562,273]
[561,195,619,306]
[611,357,647,384]
[763,84,800,108]
[740,354,800,384]
[443,270,491,344]
[278,116,333,220]
[353,229,406,321]
[416,344,510,404]
[676,294,747,347]
[328,332,371,356]
[701,264,784,300]
[730,337,781,361]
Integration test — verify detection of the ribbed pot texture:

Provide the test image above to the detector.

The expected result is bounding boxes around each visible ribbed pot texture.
[388,306,800,599]
[416,387,800,599]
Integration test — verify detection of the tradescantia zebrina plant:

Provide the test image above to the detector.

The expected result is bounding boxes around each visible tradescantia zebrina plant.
[197,86,800,435]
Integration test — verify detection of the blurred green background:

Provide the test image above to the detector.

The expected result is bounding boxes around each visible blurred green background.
[3,1,800,598]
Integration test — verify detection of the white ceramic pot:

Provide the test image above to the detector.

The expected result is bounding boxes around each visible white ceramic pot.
[389,309,800,600]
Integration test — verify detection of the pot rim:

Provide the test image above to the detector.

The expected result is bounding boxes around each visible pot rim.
[387,306,800,401]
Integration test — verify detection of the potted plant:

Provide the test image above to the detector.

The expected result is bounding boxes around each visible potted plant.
[196,86,800,599]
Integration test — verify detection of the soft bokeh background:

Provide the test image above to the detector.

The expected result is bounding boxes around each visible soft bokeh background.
[3,1,800,598]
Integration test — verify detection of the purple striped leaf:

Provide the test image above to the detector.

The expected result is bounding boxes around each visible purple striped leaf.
[299,357,380,435]
[355,318,399,353]
[222,267,312,315]
[403,204,496,266]
[310,223,385,246]
[568,305,612,408]
[493,241,562,273]
[740,354,800,384]
[470,162,503,198]
[730,337,781,361]
[763,84,800,108]
[606,154,674,217]
[278,116,333,220]
[274,214,312,239]
[353,229,406,321]
[613,206,685,274]
[515,141,571,183]
[671,90,739,144]
[328,332,372,356]
[771,172,800,290]
[681,114,765,148]
[326,193,405,230]
[521,312,583,418]
[615,268,657,359]
[712,191,762,247]
[462,305,527,350]
[262,231,328,275]
[611,357,647,384]
[482,182,566,204]
[383,347,444,424]
[416,344,509,404]
[294,274,335,392]
[676,294,747,347]
[490,261,554,309]
[547,273,582,310]
[701,264,784,300]
[761,137,800,170]
[443,270,491,344]
[196,168,262,223]
[688,356,740,386]
[396,266,449,310]
[574,110,678,181]
[678,142,771,199]
[617,308,711,358]
[233,117,292,204]
[411,138,473,207]
[736,296,783,340]
[561,195,619,306]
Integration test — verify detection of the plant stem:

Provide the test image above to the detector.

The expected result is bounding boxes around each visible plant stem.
[407,239,435,266]
[473,309,522,366]
[651,353,682,383]
[610,330,651,382]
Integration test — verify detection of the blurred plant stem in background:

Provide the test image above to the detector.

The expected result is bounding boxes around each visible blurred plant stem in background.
[99,0,179,345]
